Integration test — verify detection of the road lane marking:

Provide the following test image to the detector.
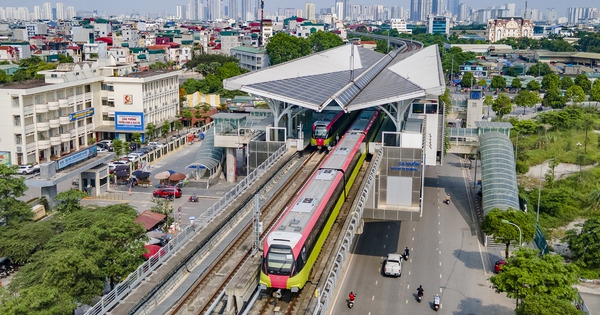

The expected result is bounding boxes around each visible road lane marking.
[383,244,386,248]
[412,237,414,241]
[386,234,388,238]
[439,250,442,254]
[439,262,442,266]
[375,280,378,285]
[372,296,375,301]
[440,274,442,278]
[408,271,411,275]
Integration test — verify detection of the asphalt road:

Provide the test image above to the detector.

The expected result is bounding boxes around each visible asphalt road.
[330,154,515,314]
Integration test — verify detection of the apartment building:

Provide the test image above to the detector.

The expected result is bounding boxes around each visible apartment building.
[230,46,270,71]
[0,62,181,166]
[486,17,533,42]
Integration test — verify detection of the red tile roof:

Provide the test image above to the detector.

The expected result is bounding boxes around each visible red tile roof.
[134,210,166,231]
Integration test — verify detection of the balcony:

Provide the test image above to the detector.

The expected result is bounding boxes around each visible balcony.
[38,139,51,149]
[48,101,59,111]
[78,126,87,134]
[22,105,34,116]
[59,99,70,108]
[25,124,35,135]
[60,133,71,142]
[49,118,60,128]
[37,121,50,131]
[50,136,61,146]
[70,129,77,138]
[26,143,36,153]
[67,96,75,105]
[60,116,70,125]
[35,104,49,113]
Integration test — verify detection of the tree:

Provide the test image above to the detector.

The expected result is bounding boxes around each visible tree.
[58,54,74,63]
[516,294,582,315]
[215,61,246,80]
[514,90,542,114]
[112,139,124,157]
[460,72,475,88]
[0,69,10,84]
[565,216,600,269]
[150,197,175,229]
[146,122,157,141]
[490,75,507,90]
[503,67,518,77]
[307,30,344,52]
[131,132,142,151]
[490,247,579,304]
[0,165,32,225]
[161,121,171,138]
[0,221,56,265]
[174,119,183,136]
[0,284,77,315]
[511,78,522,90]
[565,85,586,104]
[182,109,193,132]
[541,73,560,90]
[574,73,592,94]
[492,93,513,118]
[265,32,311,65]
[481,208,535,258]
[477,79,487,88]
[526,80,541,91]
[543,86,566,108]
[590,80,600,104]
[526,62,553,77]
[483,94,494,108]
[53,189,87,216]
[560,76,574,90]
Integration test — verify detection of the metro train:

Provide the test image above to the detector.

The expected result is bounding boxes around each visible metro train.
[260,109,382,294]
[310,110,359,148]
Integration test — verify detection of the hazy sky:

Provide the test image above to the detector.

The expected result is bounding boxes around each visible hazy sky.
[8,0,597,17]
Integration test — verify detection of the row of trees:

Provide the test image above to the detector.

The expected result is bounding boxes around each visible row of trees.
[0,165,150,313]
[0,55,75,84]
[265,31,344,65]
[495,32,600,52]
[181,54,248,99]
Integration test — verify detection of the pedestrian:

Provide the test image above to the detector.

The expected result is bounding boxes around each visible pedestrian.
[404,247,410,258]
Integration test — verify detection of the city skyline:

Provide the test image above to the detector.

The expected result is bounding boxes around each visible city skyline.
[3,0,597,17]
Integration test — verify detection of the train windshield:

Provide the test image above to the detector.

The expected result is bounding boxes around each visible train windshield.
[266,245,294,275]
[313,126,328,139]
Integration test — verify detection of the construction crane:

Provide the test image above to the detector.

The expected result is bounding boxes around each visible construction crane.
[258,0,265,47]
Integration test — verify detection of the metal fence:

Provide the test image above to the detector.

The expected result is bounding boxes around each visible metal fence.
[312,148,384,315]
[84,143,287,315]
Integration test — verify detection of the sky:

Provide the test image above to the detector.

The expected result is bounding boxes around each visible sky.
[7,0,597,17]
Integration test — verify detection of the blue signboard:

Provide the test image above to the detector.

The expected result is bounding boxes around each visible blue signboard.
[115,112,144,131]
[69,108,95,121]
[57,146,98,170]
[391,161,420,172]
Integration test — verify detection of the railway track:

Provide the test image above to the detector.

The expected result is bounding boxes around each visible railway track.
[167,150,327,315]
[248,157,372,315]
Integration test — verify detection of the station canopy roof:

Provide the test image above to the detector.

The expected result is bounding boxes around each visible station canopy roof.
[223,44,445,113]
[186,127,224,170]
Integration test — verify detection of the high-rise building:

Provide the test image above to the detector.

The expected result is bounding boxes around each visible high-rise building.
[228,0,238,19]
[33,6,42,20]
[546,8,557,23]
[43,2,52,20]
[305,2,315,21]
[335,1,344,19]
[458,3,468,21]
[505,3,515,16]
[241,0,253,21]
[66,6,75,19]
[343,0,349,21]
[419,0,433,21]
[432,0,444,15]
[410,0,419,21]
[447,0,459,16]
[56,2,65,20]
[567,7,597,24]
[428,15,449,36]
[176,5,187,20]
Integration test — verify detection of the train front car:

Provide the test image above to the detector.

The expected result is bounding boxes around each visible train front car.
[261,109,381,295]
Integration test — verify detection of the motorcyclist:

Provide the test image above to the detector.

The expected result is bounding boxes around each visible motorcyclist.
[445,194,450,203]
[191,193,197,201]
[434,294,441,306]
[404,247,410,258]
[417,285,424,296]
[349,292,355,302]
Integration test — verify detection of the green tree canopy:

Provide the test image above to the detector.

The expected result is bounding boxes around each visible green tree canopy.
[0,165,32,226]
[527,62,553,77]
[184,53,238,71]
[526,80,542,91]
[146,122,157,141]
[491,93,513,118]
[490,247,579,303]
[161,121,171,137]
[565,216,600,269]
[503,67,518,77]
[565,85,587,104]
[0,284,77,315]
[590,80,600,104]
[52,189,87,216]
[574,73,591,94]
[441,47,476,77]
[460,72,475,88]
[542,86,566,108]
[266,32,311,65]
[112,139,124,157]
[560,76,574,90]
[307,30,344,52]
[541,73,561,90]
[515,288,582,315]
[511,78,522,89]
[0,221,56,265]
[490,75,507,90]
[514,90,541,114]
[481,208,536,258]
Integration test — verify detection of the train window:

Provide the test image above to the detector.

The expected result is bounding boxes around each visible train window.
[412,104,424,113]
[266,246,294,275]
[426,104,438,114]
[314,126,328,138]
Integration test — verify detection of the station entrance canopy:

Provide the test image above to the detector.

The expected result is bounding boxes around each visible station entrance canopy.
[223,44,446,113]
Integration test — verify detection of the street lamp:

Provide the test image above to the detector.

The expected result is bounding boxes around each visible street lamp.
[502,219,522,247]
[537,158,555,224]
[577,142,582,182]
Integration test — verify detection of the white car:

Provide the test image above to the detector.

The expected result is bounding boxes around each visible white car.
[108,161,129,170]
[99,139,113,147]
[147,142,166,149]
[18,165,34,175]
[384,253,402,277]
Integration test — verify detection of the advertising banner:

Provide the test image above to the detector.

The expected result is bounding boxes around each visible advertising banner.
[0,151,11,166]
[115,112,144,131]
[69,108,95,121]
[57,146,98,170]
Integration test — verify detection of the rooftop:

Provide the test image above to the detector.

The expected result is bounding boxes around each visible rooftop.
[0,79,50,89]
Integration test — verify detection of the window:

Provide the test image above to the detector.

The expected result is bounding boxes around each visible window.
[14,116,21,126]
[76,87,83,94]
[103,115,112,121]
[15,134,22,144]
[51,74,58,78]
[76,72,80,76]
[85,85,91,93]
[12,97,19,107]
[101,84,114,91]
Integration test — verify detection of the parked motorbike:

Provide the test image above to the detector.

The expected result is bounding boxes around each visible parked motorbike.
[188,195,199,202]
[164,195,174,201]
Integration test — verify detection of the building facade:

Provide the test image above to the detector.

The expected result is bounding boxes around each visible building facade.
[427,15,449,36]
[486,17,533,42]
[230,46,270,71]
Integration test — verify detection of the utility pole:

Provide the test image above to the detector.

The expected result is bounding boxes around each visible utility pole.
[258,0,265,47]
